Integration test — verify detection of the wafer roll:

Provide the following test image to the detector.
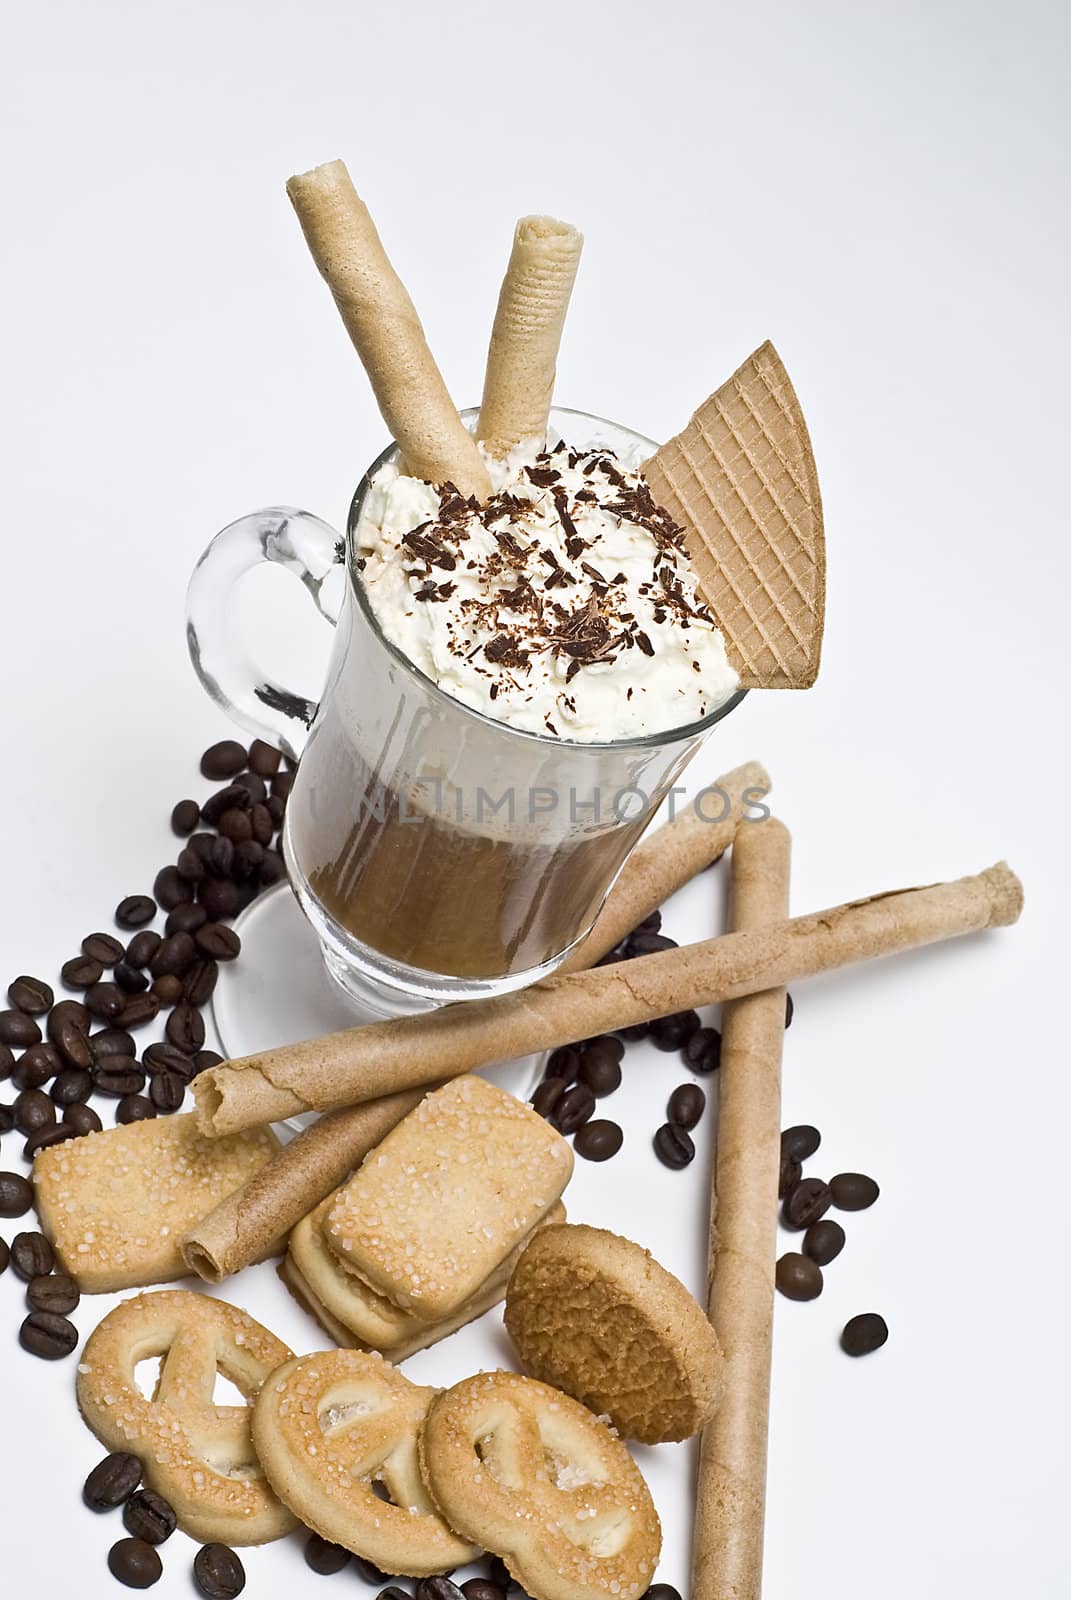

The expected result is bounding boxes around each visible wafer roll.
[286,159,491,498]
[476,216,583,455]
[693,820,791,1599]
[194,860,1023,1136]
[180,1090,425,1282]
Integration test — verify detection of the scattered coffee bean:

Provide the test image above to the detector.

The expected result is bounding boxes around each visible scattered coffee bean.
[201,740,249,780]
[485,1557,512,1592]
[265,795,286,827]
[258,851,287,887]
[150,1072,185,1114]
[166,902,208,936]
[220,807,252,843]
[545,1044,582,1085]
[166,1003,205,1054]
[195,923,242,961]
[85,981,126,1020]
[143,1043,196,1079]
[52,1066,93,1105]
[150,933,196,978]
[20,1309,78,1359]
[631,909,662,936]
[270,769,295,801]
[14,1088,55,1134]
[94,1065,146,1098]
[779,1153,802,1199]
[85,1451,144,1509]
[248,739,282,776]
[552,1082,596,1135]
[667,1082,705,1131]
[202,784,252,826]
[578,1038,623,1096]
[574,1119,623,1162]
[783,1177,833,1230]
[82,931,125,966]
[187,832,217,863]
[617,1022,650,1041]
[231,840,265,881]
[152,975,183,1006]
[776,1252,824,1301]
[176,846,206,885]
[193,1049,223,1073]
[60,955,103,989]
[108,1537,163,1589]
[117,1094,157,1124]
[123,1489,177,1545]
[64,1103,103,1137]
[803,1219,846,1265]
[0,1103,14,1133]
[13,1041,61,1090]
[27,1272,79,1314]
[91,1027,137,1059]
[531,1077,568,1120]
[626,931,678,957]
[125,931,162,969]
[416,1580,464,1600]
[0,1238,7,1274]
[181,960,218,1007]
[353,1557,393,1584]
[785,992,794,1028]
[654,1122,695,1169]
[781,1124,821,1162]
[649,1009,700,1051]
[304,1532,351,1573]
[198,878,242,920]
[7,975,54,1015]
[830,1172,880,1211]
[0,1009,42,1048]
[207,836,235,878]
[24,1123,75,1158]
[10,1231,54,1279]
[114,960,150,994]
[461,1584,504,1600]
[841,1312,889,1357]
[116,896,157,929]
[194,1542,246,1598]
[683,1025,721,1073]
[0,1044,12,1080]
[153,866,188,911]
[0,1170,34,1217]
[644,1587,683,1600]
[55,1017,94,1070]
[377,1590,410,1600]
[172,798,201,835]
[249,803,274,847]
[118,994,161,1030]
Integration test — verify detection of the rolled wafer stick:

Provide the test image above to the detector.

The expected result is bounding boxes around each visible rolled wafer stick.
[475,216,583,455]
[693,819,791,1599]
[194,859,1023,1136]
[180,1089,425,1282]
[286,159,492,499]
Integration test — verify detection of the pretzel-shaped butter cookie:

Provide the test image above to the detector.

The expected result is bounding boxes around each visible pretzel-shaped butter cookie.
[77,1290,297,1545]
[419,1372,661,1600]
[252,1349,478,1575]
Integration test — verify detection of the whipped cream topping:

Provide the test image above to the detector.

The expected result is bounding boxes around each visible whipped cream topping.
[355,440,738,741]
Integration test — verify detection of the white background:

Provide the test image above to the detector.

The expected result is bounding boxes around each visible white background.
[2,2,1069,1595]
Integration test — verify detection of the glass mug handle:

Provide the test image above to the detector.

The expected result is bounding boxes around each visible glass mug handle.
[185,506,343,761]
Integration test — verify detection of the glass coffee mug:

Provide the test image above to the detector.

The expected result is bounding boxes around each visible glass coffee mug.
[187,407,746,1019]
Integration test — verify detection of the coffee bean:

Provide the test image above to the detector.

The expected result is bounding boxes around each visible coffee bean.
[167,902,208,937]
[683,1025,722,1073]
[151,933,196,978]
[166,1004,205,1054]
[461,1583,505,1600]
[118,994,161,1030]
[117,1095,157,1124]
[85,981,125,1020]
[52,1066,93,1105]
[779,1152,801,1199]
[85,1451,143,1509]
[150,1072,185,1114]
[201,740,249,779]
[186,831,216,863]
[531,1077,567,1120]
[13,1042,61,1090]
[654,1122,695,1169]
[304,1532,351,1573]
[803,1219,846,1266]
[114,960,150,994]
[258,850,287,887]
[176,846,206,886]
[485,1557,512,1591]
[206,837,235,879]
[125,931,162,969]
[631,909,663,937]
[617,1021,649,1041]
[116,895,157,929]
[781,1124,821,1162]
[24,1123,75,1158]
[552,1082,596,1135]
[172,798,201,836]
[7,975,54,1015]
[202,784,252,825]
[785,992,794,1028]
[198,878,241,920]
[0,1170,33,1216]
[94,1065,146,1098]
[841,1312,888,1356]
[10,1231,53,1279]
[376,1590,410,1600]
[231,840,264,881]
[545,1045,581,1086]
[143,1043,196,1079]
[193,1050,223,1073]
[574,1119,623,1162]
[783,1176,833,1230]
[151,975,182,1006]
[0,1103,14,1133]
[353,1557,392,1584]
[0,1238,7,1274]
[416,1581,464,1600]
[15,1088,55,1134]
[27,1272,79,1314]
[0,1009,42,1047]
[246,739,281,776]
[83,931,125,966]
[92,1027,137,1059]
[270,768,295,801]
[123,1489,177,1545]
[195,923,242,962]
[643,1587,683,1600]
[0,1044,12,1080]
[220,807,252,843]
[265,795,286,827]
[626,931,678,957]
[182,961,218,1007]
[667,1082,706,1131]
[108,1537,163,1589]
[775,1252,824,1301]
[830,1172,880,1212]
[249,803,274,847]
[153,865,188,911]
[20,1309,78,1359]
[578,1038,623,1096]
[55,1019,93,1070]
[649,1009,700,1051]
[64,1103,103,1137]
[194,1542,246,1598]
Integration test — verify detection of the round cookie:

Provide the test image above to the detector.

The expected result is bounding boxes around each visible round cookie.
[504,1222,722,1443]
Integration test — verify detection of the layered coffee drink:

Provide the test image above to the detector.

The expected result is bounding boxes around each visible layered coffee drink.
[286,432,739,984]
